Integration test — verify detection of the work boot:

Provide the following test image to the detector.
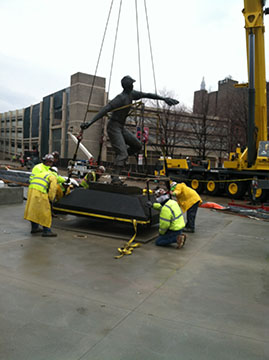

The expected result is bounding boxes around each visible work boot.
[42,232,57,237]
[31,228,43,234]
[176,234,187,249]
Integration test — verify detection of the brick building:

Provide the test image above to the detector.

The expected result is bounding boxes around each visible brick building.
[193,77,269,152]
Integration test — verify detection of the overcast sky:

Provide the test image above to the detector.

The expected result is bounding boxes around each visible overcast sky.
[1,0,268,113]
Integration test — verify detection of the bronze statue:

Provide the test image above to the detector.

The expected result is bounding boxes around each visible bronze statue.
[81,75,179,184]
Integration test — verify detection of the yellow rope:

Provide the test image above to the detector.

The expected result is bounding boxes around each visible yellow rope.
[52,207,150,225]
[114,219,141,259]
[87,101,142,114]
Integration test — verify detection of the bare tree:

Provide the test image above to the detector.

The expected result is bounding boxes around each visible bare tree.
[188,92,228,160]
[124,89,228,166]
[143,89,188,157]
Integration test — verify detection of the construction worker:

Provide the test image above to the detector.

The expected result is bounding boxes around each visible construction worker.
[30,154,54,181]
[170,182,202,233]
[147,191,186,248]
[50,166,71,201]
[24,170,58,237]
[80,166,106,189]
[52,151,60,166]
[80,75,179,184]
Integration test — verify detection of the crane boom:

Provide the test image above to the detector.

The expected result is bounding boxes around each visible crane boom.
[243,0,268,165]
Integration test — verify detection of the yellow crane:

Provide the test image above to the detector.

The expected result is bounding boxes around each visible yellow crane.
[224,0,268,171]
[157,0,269,201]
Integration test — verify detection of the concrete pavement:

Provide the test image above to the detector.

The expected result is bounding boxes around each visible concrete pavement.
[0,199,268,359]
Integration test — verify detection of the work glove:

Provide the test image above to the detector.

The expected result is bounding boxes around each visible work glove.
[80,122,89,130]
[145,200,153,208]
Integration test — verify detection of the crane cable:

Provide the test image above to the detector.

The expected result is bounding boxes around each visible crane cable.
[97,0,123,165]
[135,0,142,91]
[143,0,163,155]
[108,0,123,93]
[83,0,115,124]
[68,0,115,180]
[144,0,170,188]
[144,0,157,94]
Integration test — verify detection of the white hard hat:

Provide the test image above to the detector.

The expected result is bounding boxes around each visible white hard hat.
[170,182,177,191]
[98,166,105,172]
[43,154,54,162]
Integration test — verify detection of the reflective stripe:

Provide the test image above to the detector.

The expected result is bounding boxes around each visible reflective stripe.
[164,204,175,219]
[174,214,183,220]
[32,176,49,185]
[160,216,171,222]
[29,172,51,193]
[30,182,48,190]
[163,204,183,222]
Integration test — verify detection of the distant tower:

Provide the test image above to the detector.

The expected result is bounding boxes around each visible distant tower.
[200,77,206,90]
[193,77,208,114]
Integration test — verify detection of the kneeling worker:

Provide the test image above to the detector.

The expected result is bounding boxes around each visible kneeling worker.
[170,182,202,233]
[24,170,58,237]
[148,191,186,249]
[80,166,106,189]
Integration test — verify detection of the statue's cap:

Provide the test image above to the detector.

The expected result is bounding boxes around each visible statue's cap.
[121,76,136,88]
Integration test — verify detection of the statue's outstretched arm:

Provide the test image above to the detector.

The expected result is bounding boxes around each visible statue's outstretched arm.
[80,103,113,130]
[135,91,179,106]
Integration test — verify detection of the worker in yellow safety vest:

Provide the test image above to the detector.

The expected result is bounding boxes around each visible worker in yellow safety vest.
[30,154,67,200]
[170,182,202,233]
[147,192,186,249]
[80,166,106,189]
[24,170,58,237]
[30,154,54,181]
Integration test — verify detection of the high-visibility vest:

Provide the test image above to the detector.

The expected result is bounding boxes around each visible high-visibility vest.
[153,199,185,235]
[29,172,51,194]
[30,163,51,181]
[81,171,96,189]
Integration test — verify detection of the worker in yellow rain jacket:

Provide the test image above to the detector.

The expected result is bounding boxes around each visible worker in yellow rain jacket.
[148,192,186,249]
[170,182,202,233]
[24,170,58,237]
[80,166,106,189]
[30,154,67,201]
